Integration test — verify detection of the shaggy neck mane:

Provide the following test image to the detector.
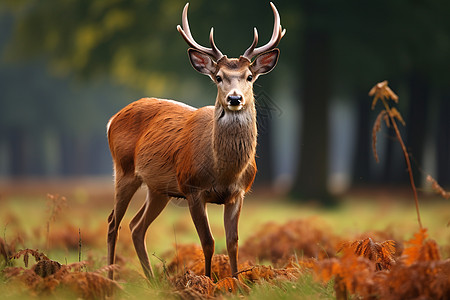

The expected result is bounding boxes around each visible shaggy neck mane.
[212,103,257,183]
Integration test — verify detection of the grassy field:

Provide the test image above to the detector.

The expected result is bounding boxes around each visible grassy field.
[1,180,449,299]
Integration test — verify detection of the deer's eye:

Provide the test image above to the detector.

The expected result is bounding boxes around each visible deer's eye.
[247,75,253,81]
[216,75,222,83]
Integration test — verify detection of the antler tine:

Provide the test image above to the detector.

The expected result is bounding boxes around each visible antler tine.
[209,28,223,60]
[177,3,223,61]
[243,28,259,59]
[242,2,285,61]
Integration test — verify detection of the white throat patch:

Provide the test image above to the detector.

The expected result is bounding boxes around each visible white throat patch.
[227,104,243,111]
[219,109,251,125]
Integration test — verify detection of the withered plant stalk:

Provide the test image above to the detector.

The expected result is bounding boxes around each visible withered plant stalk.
[45,194,67,250]
[78,228,82,263]
[369,81,423,229]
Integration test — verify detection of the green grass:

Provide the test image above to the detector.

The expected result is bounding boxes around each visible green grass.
[236,274,335,300]
[1,187,449,299]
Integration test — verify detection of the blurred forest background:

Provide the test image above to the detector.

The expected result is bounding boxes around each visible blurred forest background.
[0,0,449,203]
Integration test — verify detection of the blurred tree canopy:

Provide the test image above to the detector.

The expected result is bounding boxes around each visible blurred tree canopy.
[1,0,449,201]
[4,0,188,95]
[2,0,297,96]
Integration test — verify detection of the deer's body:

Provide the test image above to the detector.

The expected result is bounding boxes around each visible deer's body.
[108,97,257,204]
[107,2,284,280]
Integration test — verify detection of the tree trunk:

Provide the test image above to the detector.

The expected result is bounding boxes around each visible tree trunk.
[406,72,430,185]
[8,128,28,178]
[87,133,111,175]
[291,31,333,204]
[436,92,450,186]
[352,90,372,185]
[381,126,401,184]
[253,83,276,187]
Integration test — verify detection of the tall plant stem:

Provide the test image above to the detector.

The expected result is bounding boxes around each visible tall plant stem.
[381,98,423,229]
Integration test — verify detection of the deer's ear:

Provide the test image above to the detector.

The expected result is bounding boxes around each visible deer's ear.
[250,49,279,77]
[188,49,217,77]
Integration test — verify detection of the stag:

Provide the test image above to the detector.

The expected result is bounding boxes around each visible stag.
[107,2,285,280]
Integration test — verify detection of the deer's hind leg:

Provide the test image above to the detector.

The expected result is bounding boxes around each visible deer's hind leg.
[107,173,142,279]
[129,189,170,279]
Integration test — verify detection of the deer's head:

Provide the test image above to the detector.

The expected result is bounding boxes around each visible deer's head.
[177,2,285,113]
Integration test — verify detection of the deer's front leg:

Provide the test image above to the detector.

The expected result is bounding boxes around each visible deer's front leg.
[188,194,215,278]
[224,193,243,277]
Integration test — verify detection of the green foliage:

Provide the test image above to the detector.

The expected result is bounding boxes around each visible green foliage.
[4,0,182,93]
[241,273,335,300]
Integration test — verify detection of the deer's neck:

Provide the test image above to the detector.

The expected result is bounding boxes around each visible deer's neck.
[212,102,257,182]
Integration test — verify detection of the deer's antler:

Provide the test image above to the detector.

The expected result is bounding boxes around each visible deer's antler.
[177,3,224,61]
[242,2,286,61]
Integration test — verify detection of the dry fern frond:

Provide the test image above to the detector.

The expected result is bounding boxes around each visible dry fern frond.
[2,266,43,289]
[3,254,120,299]
[214,277,236,294]
[273,267,302,281]
[186,254,253,280]
[427,175,450,200]
[94,264,120,275]
[284,256,316,270]
[210,255,233,280]
[64,260,89,270]
[166,244,204,274]
[379,260,450,300]
[339,238,396,271]
[2,266,25,278]
[239,218,337,266]
[312,258,340,283]
[237,265,275,282]
[313,254,377,299]
[172,270,215,297]
[61,271,122,300]
[59,261,89,274]
[213,277,250,296]
[167,244,253,280]
[372,110,389,163]
[236,264,300,283]
[402,228,441,265]
[173,288,212,300]
[11,249,49,267]
[32,260,62,278]
[369,80,399,109]
[390,107,405,126]
[309,230,447,299]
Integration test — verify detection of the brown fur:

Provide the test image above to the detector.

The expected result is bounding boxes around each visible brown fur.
[106,21,280,282]
[107,97,257,201]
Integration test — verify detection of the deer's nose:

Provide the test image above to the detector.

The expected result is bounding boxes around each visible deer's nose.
[227,95,242,106]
